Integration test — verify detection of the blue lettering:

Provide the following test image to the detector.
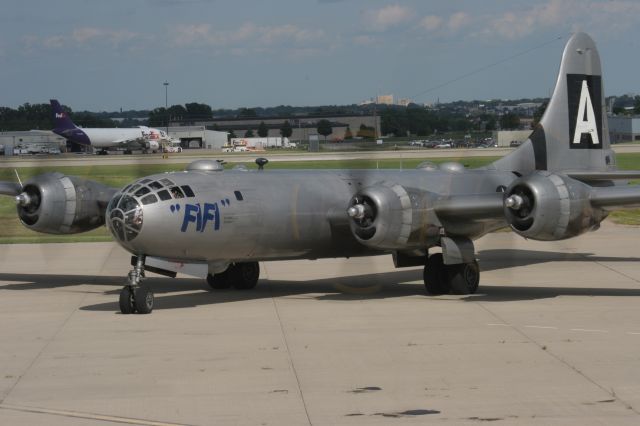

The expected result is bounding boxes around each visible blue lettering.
[201,202,220,232]
[181,203,202,232]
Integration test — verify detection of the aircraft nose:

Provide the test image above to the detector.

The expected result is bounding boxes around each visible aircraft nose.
[106,192,143,244]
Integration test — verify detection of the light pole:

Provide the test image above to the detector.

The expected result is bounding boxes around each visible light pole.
[163,81,169,135]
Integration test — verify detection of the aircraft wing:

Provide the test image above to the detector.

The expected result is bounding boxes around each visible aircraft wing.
[434,193,505,221]
[590,186,640,209]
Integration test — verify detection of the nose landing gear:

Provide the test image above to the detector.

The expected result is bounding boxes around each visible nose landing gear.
[119,255,154,314]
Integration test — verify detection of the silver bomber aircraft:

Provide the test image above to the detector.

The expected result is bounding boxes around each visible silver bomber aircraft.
[3,33,640,314]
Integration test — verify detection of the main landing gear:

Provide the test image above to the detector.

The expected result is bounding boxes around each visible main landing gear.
[206,262,260,291]
[119,255,154,314]
[423,253,480,296]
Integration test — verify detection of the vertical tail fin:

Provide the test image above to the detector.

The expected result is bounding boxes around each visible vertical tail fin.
[491,32,614,174]
[50,99,77,131]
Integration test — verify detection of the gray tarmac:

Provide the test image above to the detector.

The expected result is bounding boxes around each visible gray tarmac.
[1,220,640,425]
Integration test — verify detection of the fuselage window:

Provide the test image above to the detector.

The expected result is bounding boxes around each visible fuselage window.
[141,194,158,205]
[170,186,184,199]
[234,190,244,201]
[181,185,195,197]
[149,181,163,190]
[157,190,172,201]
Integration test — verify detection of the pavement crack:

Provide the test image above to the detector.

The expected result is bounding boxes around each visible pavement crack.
[269,286,313,425]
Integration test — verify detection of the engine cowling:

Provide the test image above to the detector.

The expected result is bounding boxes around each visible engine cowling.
[503,171,605,241]
[16,172,117,234]
[347,183,438,250]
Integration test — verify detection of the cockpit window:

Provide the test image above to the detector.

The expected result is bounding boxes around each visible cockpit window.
[119,195,139,213]
[157,189,172,201]
[141,194,158,205]
[169,186,184,198]
[160,178,174,186]
[181,185,195,197]
[140,179,152,184]
[135,187,151,197]
[127,184,141,194]
[149,181,163,190]
[234,191,243,201]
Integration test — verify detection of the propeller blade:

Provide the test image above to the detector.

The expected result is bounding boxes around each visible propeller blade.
[0,181,22,196]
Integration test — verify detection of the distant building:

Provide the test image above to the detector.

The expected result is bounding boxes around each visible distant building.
[493,130,532,147]
[0,130,66,156]
[608,115,640,143]
[191,114,381,142]
[167,126,228,150]
[376,94,394,105]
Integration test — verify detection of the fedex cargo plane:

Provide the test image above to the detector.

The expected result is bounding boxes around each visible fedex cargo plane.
[50,99,169,153]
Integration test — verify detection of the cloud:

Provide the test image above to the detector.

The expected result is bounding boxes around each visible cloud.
[364,4,412,31]
[420,15,443,32]
[170,21,328,54]
[486,0,640,39]
[21,27,145,52]
[447,12,471,32]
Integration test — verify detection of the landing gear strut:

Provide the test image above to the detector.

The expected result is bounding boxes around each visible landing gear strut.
[206,262,260,291]
[423,254,479,296]
[119,255,154,314]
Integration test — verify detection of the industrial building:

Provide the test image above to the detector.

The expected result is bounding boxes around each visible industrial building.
[167,126,228,150]
[608,115,640,143]
[0,130,66,156]
[191,114,381,142]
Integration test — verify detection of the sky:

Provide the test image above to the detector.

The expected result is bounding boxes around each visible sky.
[1,0,640,111]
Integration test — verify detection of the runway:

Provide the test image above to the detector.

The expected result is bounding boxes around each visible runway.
[1,220,640,425]
[2,144,640,168]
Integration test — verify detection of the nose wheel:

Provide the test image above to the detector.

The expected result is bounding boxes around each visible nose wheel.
[119,255,154,314]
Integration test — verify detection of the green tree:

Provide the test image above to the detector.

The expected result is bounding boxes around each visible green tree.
[344,126,353,140]
[227,130,236,141]
[280,120,292,138]
[257,121,268,137]
[317,119,333,140]
[185,103,213,120]
[356,123,375,139]
[238,108,257,118]
[500,112,520,130]
[634,96,640,115]
[244,129,254,137]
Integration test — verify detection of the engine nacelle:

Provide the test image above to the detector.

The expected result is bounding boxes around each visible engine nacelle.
[16,172,116,234]
[503,171,605,241]
[347,183,438,250]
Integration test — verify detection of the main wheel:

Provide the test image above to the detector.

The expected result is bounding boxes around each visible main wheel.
[134,286,154,314]
[423,253,450,295]
[206,270,232,289]
[119,286,135,314]
[448,261,480,295]
[230,262,260,290]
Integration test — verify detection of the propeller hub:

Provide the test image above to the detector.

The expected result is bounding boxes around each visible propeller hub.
[505,194,524,210]
[15,192,31,207]
[347,204,366,220]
